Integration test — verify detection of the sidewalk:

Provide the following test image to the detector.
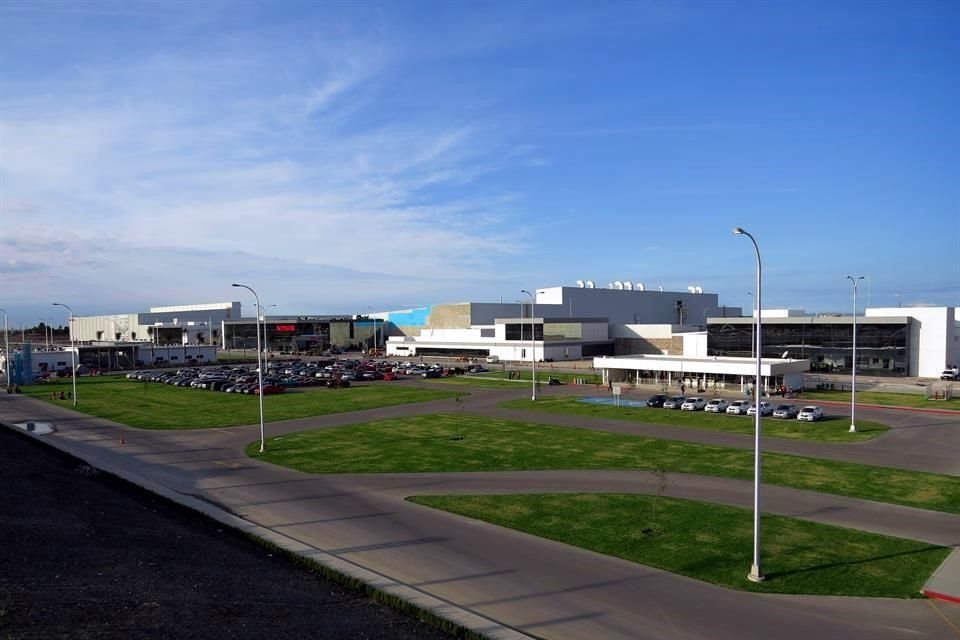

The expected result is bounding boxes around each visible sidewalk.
[925,549,960,604]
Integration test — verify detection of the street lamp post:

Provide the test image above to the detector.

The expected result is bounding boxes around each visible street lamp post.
[0,307,9,386]
[520,289,536,401]
[733,227,764,583]
[846,276,865,433]
[257,304,276,355]
[746,291,755,358]
[52,303,77,407]
[233,284,266,453]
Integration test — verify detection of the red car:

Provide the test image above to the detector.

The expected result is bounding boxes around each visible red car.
[254,384,286,395]
[383,372,399,381]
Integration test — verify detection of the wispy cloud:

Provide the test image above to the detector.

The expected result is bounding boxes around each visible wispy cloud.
[0,21,531,312]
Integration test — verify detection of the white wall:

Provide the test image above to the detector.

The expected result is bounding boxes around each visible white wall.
[867,307,955,377]
[683,332,708,357]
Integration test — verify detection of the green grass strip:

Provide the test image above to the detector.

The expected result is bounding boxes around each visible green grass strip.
[409,493,948,597]
[249,414,960,514]
[22,377,461,429]
[428,370,602,388]
[801,390,960,411]
[500,396,888,442]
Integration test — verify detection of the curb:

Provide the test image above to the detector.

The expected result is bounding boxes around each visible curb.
[1,421,535,640]
[808,398,960,416]
[922,590,960,605]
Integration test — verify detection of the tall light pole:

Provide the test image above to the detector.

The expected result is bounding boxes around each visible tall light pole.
[746,291,755,358]
[521,289,536,401]
[233,284,266,453]
[257,304,276,355]
[0,307,9,386]
[847,276,865,433]
[52,303,77,407]
[733,227,764,583]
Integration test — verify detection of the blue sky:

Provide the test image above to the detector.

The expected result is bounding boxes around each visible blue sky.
[1,0,957,326]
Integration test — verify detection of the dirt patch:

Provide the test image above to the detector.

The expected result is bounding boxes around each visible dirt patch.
[0,427,457,639]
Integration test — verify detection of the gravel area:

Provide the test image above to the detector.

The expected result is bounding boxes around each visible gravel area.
[0,427,456,640]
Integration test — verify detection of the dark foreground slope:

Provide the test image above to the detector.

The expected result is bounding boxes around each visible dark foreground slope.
[0,427,454,640]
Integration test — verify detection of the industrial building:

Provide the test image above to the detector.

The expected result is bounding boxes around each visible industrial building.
[5,285,953,385]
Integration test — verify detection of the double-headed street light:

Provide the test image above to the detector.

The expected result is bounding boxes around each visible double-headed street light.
[846,276,865,433]
[52,303,78,407]
[520,289,536,401]
[232,283,266,453]
[733,227,764,583]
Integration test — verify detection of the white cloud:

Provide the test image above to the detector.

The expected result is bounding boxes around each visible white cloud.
[0,29,530,312]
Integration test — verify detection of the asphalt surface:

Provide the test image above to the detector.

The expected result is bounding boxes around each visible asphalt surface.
[2,383,960,639]
[0,425,455,640]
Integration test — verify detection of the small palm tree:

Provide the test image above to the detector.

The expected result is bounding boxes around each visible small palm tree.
[96,330,104,341]
[115,332,122,341]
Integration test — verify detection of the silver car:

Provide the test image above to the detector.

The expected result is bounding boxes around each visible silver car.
[772,404,798,419]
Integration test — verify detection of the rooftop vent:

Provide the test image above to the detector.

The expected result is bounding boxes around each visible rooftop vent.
[585,280,595,288]
[576,279,585,288]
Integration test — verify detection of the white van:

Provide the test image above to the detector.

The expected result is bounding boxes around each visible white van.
[485,355,500,363]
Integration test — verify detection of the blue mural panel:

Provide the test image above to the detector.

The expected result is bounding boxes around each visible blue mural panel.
[388,306,431,327]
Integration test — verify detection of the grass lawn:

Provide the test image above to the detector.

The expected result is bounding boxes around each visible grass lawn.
[22,378,461,429]
[801,390,960,411]
[249,414,960,514]
[409,493,948,597]
[500,396,888,442]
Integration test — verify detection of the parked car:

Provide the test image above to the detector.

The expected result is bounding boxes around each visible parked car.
[772,404,799,419]
[422,369,442,379]
[797,406,824,422]
[680,397,706,411]
[646,394,668,408]
[704,399,729,413]
[726,400,752,415]
[327,378,351,388]
[383,372,399,381]
[254,384,285,395]
[486,355,500,363]
[747,401,773,417]
[662,396,686,410]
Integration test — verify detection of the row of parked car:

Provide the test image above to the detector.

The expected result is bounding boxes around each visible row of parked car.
[645,395,825,421]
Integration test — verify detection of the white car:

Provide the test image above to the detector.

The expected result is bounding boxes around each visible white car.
[680,397,706,411]
[726,400,752,415]
[747,401,773,416]
[662,396,686,410]
[797,406,824,422]
[704,399,729,413]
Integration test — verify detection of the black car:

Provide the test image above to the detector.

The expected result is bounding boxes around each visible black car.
[646,394,668,408]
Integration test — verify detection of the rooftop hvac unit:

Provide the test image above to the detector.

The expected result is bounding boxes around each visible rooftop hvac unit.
[585,280,595,288]
[695,286,703,294]
[607,283,614,289]
[636,282,645,291]
[624,282,633,290]
[614,281,624,290]
[576,279,585,288]
[687,286,696,293]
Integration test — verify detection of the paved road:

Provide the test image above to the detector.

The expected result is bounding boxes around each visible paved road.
[2,388,959,639]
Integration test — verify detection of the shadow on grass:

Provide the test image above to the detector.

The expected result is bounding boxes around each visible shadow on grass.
[763,546,944,581]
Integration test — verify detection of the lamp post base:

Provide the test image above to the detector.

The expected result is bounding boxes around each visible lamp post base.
[849,424,857,433]
[747,565,765,583]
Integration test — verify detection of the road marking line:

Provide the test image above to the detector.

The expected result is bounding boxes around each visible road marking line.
[928,599,960,637]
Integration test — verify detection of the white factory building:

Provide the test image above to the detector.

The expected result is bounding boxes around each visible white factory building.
[69,302,239,346]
